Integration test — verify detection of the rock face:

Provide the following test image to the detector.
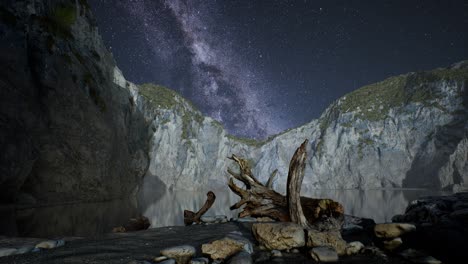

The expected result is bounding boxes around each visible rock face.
[0,0,148,204]
[140,59,468,193]
[1,0,467,207]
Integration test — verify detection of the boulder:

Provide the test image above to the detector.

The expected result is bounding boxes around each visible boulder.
[160,245,196,264]
[374,223,416,239]
[202,236,252,260]
[252,223,305,250]
[306,229,347,255]
[309,246,339,263]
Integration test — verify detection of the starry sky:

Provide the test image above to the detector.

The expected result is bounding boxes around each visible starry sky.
[90,0,468,139]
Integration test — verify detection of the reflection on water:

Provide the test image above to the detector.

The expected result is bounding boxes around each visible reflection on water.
[1,188,451,237]
[140,188,452,227]
[2,199,138,238]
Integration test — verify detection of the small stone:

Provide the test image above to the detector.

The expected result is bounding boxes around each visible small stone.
[201,215,227,223]
[227,250,252,264]
[411,256,442,264]
[256,217,275,222]
[309,246,339,263]
[383,237,402,251]
[345,241,364,255]
[154,256,169,262]
[236,217,257,223]
[271,250,282,257]
[202,236,252,260]
[252,223,305,250]
[306,229,347,256]
[190,257,209,264]
[35,240,64,249]
[0,248,17,257]
[159,259,176,264]
[374,223,416,239]
[291,248,300,253]
[160,245,196,264]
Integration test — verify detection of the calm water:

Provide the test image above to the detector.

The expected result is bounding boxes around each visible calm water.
[2,188,451,237]
[139,188,452,228]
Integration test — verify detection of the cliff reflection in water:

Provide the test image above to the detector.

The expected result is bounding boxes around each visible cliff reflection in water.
[140,188,451,227]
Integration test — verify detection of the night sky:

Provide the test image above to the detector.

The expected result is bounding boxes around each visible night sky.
[90,0,468,139]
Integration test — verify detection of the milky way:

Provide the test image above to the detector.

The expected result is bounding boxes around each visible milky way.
[90,0,468,139]
[94,0,282,139]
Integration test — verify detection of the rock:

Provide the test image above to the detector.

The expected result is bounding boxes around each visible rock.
[189,257,209,264]
[382,237,402,251]
[226,251,252,264]
[236,217,257,223]
[154,256,169,262]
[271,250,282,257]
[160,245,196,264]
[201,215,227,224]
[309,246,339,263]
[345,241,364,255]
[202,236,252,260]
[0,248,17,257]
[291,249,300,253]
[306,229,347,255]
[35,240,65,249]
[256,217,275,222]
[159,260,177,264]
[252,223,305,250]
[399,249,442,264]
[374,223,416,239]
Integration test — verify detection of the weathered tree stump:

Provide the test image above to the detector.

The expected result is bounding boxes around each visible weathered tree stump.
[227,139,344,228]
[184,191,216,225]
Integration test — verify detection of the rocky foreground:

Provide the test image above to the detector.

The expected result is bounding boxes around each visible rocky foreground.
[1,192,467,264]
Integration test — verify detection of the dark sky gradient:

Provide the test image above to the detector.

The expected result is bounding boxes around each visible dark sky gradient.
[90,0,468,139]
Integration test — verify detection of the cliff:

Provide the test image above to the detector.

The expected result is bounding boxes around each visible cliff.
[1,0,467,206]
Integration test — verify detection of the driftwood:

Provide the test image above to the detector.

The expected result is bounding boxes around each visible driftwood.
[227,139,344,228]
[184,191,216,225]
[112,215,150,233]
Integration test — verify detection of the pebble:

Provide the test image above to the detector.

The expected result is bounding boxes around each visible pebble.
[345,241,364,255]
[35,240,65,249]
[399,249,442,264]
[190,257,209,264]
[160,245,196,264]
[271,250,282,257]
[235,217,257,223]
[154,256,169,262]
[159,259,176,264]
